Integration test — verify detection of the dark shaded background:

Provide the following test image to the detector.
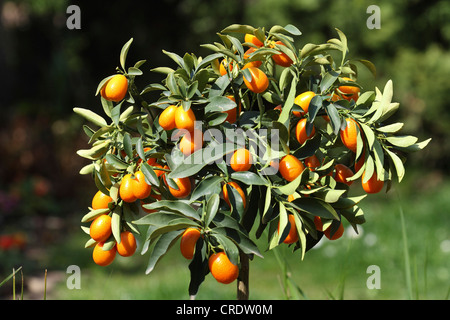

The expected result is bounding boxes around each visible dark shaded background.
[0,0,448,293]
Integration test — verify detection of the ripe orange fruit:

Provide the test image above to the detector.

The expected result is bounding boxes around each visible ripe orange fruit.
[119,174,138,203]
[295,118,316,145]
[208,251,239,284]
[243,67,269,94]
[334,164,354,186]
[116,231,137,257]
[338,77,360,101]
[293,91,316,117]
[158,105,177,131]
[133,170,152,200]
[324,222,345,240]
[230,148,252,172]
[279,214,299,244]
[164,175,191,199]
[175,106,196,133]
[93,242,116,267]
[92,190,113,210]
[244,34,264,47]
[270,41,293,67]
[180,228,201,259]
[89,214,112,242]
[340,118,360,153]
[361,171,384,194]
[101,74,128,102]
[224,95,242,123]
[304,155,320,171]
[279,154,305,182]
[179,129,203,156]
[222,181,247,209]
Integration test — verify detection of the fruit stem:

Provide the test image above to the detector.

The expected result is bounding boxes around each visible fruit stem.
[237,251,249,300]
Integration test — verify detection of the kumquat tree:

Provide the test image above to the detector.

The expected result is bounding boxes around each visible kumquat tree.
[74,24,430,299]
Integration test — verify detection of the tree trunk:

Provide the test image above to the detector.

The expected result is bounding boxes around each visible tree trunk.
[237,252,249,300]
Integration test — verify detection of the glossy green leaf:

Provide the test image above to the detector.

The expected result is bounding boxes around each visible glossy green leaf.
[74,107,108,127]
[120,38,134,71]
[230,171,268,186]
[287,197,339,220]
[146,230,183,274]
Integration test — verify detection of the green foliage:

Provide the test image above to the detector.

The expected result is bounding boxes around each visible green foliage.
[74,23,428,297]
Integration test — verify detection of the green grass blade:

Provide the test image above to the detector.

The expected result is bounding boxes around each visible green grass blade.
[399,201,413,300]
[0,266,22,289]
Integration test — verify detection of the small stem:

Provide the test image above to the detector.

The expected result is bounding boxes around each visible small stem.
[44,269,47,300]
[237,252,249,300]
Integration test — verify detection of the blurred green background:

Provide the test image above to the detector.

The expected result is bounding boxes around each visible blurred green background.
[0,0,448,300]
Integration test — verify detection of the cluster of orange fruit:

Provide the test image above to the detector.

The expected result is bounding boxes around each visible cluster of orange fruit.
[219,34,294,95]
[180,228,239,284]
[89,191,137,266]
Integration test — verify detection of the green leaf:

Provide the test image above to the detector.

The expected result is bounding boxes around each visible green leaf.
[122,132,133,158]
[142,200,200,220]
[211,232,239,266]
[287,197,339,220]
[105,153,128,170]
[145,230,183,274]
[205,194,220,227]
[360,123,375,150]
[188,238,208,297]
[386,135,418,148]
[320,70,340,93]
[111,207,122,243]
[73,107,108,127]
[76,140,110,160]
[213,227,263,258]
[354,59,377,78]
[333,194,367,210]
[325,103,341,136]
[81,208,110,223]
[95,75,116,96]
[205,95,237,113]
[278,76,298,125]
[395,138,431,152]
[162,50,186,69]
[376,122,404,133]
[88,126,114,145]
[385,148,405,182]
[169,143,236,179]
[79,163,94,175]
[191,176,224,201]
[127,67,143,76]
[230,171,268,186]
[283,24,302,36]
[221,24,256,34]
[120,38,134,71]
[195,53,223,72]
[141,162,160,187]
[150,67,175,74]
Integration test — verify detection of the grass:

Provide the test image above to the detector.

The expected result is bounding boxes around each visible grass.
[1,171,449,300]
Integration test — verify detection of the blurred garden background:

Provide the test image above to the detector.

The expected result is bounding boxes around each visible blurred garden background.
[0,0,448,300]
